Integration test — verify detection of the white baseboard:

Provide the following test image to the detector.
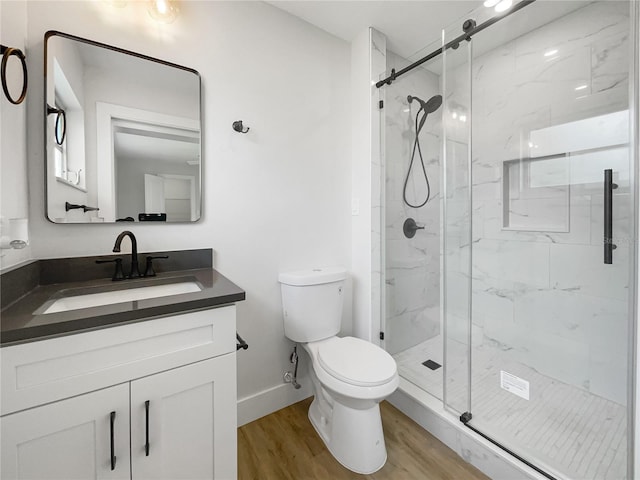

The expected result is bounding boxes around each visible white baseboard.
[237,381,312,427]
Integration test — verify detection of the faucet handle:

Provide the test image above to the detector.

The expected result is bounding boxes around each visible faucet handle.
[144,255,169,277]
[96,258,125,281]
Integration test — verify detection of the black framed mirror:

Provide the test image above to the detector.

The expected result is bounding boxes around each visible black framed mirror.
[44,31,202,223]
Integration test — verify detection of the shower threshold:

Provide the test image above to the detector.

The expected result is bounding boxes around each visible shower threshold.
[392,336,627,480]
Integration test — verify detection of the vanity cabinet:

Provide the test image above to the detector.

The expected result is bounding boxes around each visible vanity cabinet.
[130,355,235,480]
[0,306,237,480]
[1,383,131,480]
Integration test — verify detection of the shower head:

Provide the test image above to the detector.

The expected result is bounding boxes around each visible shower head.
[408,94,443,134]
[424,94,443,114]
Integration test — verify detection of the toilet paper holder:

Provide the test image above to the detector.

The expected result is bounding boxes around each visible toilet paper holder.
[236,332,249,351]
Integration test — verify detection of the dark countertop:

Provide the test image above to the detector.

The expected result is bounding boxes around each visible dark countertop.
[1,268,245,347]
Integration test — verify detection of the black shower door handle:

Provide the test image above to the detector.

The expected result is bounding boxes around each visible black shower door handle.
[604,169,618,264]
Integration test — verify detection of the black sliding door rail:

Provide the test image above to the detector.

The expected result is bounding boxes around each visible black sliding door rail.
[375,0,537,88]
[460,412,559,480]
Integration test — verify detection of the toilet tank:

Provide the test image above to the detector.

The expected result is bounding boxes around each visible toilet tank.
[278,267,347,343]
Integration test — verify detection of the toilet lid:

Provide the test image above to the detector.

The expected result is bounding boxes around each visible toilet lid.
[317,337,397,387]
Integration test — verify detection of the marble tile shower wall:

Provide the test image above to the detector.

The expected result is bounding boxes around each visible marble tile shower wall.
[384,51,442,356]
[461,1,631,405]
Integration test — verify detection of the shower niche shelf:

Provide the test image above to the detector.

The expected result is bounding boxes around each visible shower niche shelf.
[502,154,570,233]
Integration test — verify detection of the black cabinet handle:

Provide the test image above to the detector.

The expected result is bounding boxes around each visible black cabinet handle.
[110,411,117,471]
[145,400,150,456]
[604,169,618,264]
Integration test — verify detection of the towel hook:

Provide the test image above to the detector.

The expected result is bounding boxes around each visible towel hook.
[232,120,250,134]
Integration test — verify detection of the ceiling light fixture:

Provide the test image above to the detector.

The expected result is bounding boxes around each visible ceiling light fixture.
[483,0,500,7]
[575,84,588,91]
[544,49,558,57]
[494,0,513,12]
[148,0,178,24]
[104,0,127,7]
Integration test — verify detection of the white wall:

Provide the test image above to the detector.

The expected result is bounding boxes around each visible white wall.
[0,0,32,271]
[351,27,386,343]
[24,1,352,421]
[633,0,640,474]
[350,29,372,342]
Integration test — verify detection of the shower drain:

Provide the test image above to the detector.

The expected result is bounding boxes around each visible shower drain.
[422,359,442,370]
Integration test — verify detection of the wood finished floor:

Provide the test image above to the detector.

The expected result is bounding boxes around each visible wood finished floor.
[238,397,489,480]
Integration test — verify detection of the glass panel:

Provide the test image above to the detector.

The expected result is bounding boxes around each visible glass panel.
[442,21,473,416]
[380,38,444,400]
[466,1,634,478]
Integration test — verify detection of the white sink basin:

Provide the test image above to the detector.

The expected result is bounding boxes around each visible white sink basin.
[42,281,202,314]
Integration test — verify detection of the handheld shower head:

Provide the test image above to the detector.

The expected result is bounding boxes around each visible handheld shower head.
[424,94,443,114]
[417,95,443,132]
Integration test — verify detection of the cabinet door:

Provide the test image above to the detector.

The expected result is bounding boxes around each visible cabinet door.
[131,354,236,480]
[1,383,130,480]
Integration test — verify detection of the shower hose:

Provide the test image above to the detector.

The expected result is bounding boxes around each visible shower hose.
[402,108,431,208]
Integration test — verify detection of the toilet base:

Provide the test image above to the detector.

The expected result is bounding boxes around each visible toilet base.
[308,395,387,474]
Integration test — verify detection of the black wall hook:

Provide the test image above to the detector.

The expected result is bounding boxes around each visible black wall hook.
[232,120,249,134]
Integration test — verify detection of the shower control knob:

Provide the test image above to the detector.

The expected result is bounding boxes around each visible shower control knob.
[403,218,425,239]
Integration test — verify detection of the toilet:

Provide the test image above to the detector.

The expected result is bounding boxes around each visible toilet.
[278,267,399,474]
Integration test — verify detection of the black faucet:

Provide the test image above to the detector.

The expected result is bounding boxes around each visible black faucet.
[113,231,140,278]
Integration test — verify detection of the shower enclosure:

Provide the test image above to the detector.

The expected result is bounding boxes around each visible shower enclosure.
[380,1,639,479]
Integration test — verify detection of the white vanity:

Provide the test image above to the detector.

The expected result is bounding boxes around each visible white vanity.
[0,253,244,480]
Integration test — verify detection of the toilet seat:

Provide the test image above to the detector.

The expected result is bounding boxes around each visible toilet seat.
[317,337,397,387]
[303,337,399,401]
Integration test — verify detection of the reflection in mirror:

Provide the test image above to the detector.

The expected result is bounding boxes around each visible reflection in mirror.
[47,105,66,145]
[44,31,201,223]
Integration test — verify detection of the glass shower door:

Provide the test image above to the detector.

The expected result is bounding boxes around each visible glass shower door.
[442,24,472,417]
[443,1,637,479]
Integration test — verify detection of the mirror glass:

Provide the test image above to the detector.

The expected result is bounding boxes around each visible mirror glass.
[44,31,201,223]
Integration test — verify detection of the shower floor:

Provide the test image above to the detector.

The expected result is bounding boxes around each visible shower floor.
[393,336,627,480]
